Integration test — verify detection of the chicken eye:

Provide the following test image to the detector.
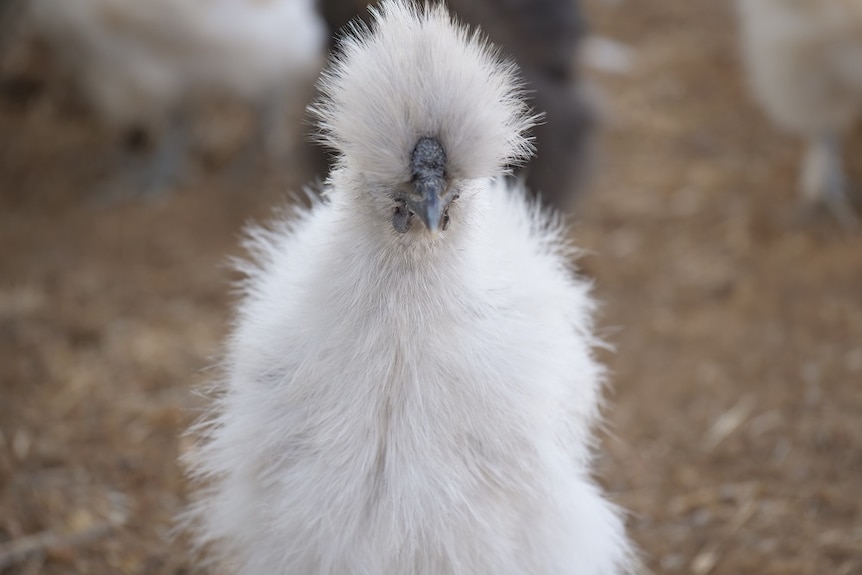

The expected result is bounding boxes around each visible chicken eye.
[392,200,413,233]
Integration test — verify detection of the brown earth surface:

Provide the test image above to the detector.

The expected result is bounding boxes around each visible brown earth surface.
[1,0,861,574]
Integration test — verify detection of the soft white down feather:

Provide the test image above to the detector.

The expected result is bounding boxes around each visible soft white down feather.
[185,2,634,574]
[737,0,862,226]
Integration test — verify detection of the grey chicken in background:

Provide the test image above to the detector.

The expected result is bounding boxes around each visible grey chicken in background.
[314,0,596,214]
[0,0,23,44]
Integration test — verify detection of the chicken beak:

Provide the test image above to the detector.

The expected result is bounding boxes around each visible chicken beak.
[400,136,453,233]
[407,176,448,233]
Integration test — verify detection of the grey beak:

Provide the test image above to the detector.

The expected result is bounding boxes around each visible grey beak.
[405,137,450,233]
[407,176,447,233]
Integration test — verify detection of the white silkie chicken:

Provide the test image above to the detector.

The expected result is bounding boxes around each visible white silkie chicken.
[25,0,326,193]
[737,0,862,227]
[185,2,634,573]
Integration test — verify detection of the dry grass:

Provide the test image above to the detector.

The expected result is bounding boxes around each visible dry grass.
[1,0,861,573]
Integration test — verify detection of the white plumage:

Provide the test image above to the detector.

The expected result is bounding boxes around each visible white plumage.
[185,2,633,573]
[25,0,326,192]
[737,0,862,226]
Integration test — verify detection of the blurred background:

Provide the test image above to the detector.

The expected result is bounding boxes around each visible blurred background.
[1,0,861,573]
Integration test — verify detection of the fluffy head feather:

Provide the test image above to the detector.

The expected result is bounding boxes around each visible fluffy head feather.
[312,0,536,186]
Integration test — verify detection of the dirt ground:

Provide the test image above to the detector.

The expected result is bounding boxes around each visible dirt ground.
[1,0,861,574]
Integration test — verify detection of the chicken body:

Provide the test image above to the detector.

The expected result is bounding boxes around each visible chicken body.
[186,2,632,574]
[738,0,862,225]
[26,0,326,193]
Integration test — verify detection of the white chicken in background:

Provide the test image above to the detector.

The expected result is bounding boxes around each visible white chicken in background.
[184,1,634,574]
[25,0,326,194]
[737,0,862,228]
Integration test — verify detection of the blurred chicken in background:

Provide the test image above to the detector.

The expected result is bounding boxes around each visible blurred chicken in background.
[737,0,862,228]
[0,0,24,51]
[316,0,596,215]
[22,0,327,196]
